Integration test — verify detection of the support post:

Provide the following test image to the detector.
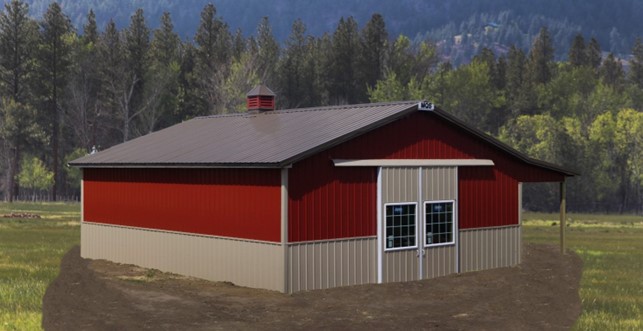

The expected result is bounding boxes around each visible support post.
[559,179,567,254]
[281,167,289,293]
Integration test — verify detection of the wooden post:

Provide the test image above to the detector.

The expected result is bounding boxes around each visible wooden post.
[559,179,566,254]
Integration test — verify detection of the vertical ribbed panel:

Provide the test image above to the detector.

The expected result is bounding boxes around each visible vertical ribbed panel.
[424,245,457,278]
[383,167,419,203]
[287,237,376,292]
[422,167,457,201]
[459,167,519,229]
[422,167,458,279]
[458,226,521,273]
[81,222,285,292]
[381,167,420,283]
[84,168,282,242]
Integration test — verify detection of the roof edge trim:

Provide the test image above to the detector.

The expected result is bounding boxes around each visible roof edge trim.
[68,163,283,169]
[333,159,494,167]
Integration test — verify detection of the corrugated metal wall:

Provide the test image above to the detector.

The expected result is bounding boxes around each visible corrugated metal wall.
[81,222,285,291]
[84,168,282,242]
[287,237,376,292]
[422,167,458,278]
[381,167,420,283]
[459,226,521,272]
[289,111,563,242]
[458,167,519,229]
[424,245,458,278]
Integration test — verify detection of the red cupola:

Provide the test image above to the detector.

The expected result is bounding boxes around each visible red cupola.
[246,85,276,111]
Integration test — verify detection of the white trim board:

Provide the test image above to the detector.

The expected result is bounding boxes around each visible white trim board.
[333,159,494,167]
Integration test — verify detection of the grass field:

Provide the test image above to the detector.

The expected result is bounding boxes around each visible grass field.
[0,202,80,331]
[0,203,641,330]
[523,212,643,331]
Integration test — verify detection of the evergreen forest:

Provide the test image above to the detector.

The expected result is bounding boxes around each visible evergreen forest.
[0,1,641,214]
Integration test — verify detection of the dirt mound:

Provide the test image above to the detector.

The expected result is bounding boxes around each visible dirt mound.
[43,244,582,331]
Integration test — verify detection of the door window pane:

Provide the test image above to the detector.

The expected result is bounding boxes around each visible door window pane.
[425,201,454,246]
[385,203,416,249]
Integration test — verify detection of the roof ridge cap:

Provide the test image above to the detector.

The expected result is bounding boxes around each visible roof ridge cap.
[192,100,419,120]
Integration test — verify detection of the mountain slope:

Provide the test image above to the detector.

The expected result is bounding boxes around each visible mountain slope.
[11,0,643,58]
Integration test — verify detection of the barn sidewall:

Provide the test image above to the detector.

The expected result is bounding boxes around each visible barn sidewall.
[80,168,287,292]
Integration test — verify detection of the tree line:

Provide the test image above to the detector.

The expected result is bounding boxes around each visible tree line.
[0,1,641,213]
[370,28,643,214]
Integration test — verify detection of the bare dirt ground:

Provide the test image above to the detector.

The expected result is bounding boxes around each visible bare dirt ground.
[42,244,582,331]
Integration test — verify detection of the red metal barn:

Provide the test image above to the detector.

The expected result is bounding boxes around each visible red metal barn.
[71,87,575,293]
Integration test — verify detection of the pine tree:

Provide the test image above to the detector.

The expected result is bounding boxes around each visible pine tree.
[0,0,37,103]
[359,13,388,93]
[124,8,150,124]
[231,29,246,60]
[586,37,602,70]
[193,3,232,113]
[194,4,230,71]
[176,43,207,120]
[629,38,643,88]
[38,1,72,201]
[255,17,279,86]
[96,19,126,145]
[83,9,98,45]
[495,55,507,90]
[329,17,361,104]
[279,19,307,108]
[528,27,554,85]
[150,12,179,67]
[568,33,586,67]
[599,53,624,91]
[66,9,102,151]
[474,47,499,87]
[146,11,181,131]
[506,45,535,115]
[0,0,38,201]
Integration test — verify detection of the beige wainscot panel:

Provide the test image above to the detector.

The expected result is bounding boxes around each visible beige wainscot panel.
[459,225,521,273]
[287,237,376,293]
[81,222,285,292]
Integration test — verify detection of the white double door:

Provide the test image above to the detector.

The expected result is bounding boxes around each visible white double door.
[378,166,459,283]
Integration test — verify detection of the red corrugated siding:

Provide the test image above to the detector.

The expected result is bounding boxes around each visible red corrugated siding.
[83,168,281,242]
[289,111,565,242]
[458,167,518,228]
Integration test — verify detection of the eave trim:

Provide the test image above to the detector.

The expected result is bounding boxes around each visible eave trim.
[333,159,494,167]
[69,163,282,169]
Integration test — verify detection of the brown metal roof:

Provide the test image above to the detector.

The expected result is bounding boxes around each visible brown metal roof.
[70,101,419,168]
[69,100,576,176]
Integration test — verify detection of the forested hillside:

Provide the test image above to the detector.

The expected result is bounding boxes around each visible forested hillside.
[0,0,641,214]
[14,0,643,62]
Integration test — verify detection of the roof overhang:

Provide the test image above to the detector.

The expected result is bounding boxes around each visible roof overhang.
[69,163,286,169]
[333,159,494,167]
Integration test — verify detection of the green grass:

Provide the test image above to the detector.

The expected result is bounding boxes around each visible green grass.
[523,212,643,331]
[0,202,80,331]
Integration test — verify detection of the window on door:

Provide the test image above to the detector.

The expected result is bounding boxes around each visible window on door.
[424,201,455,246]
[385,203,417,250]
